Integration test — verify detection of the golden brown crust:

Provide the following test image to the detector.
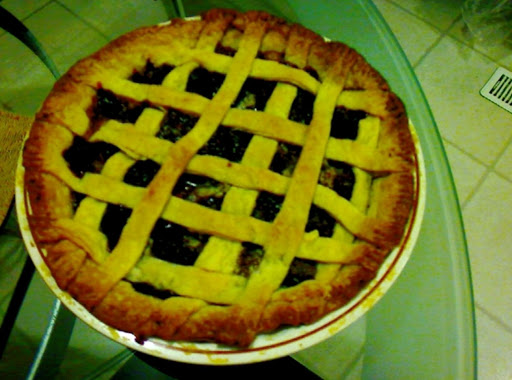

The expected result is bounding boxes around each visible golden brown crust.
[21,9,418,347]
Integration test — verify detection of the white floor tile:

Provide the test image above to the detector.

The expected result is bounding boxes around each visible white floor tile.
[49,27,108,75]
[463,172,512,326]
[498,50,512,72]
[448,19,512,72]
[1,0,51,20]
[495,141,512,181]
[415,36,512,165]
[58,0,170,40]
[0,33,55,115]
[443,139,487,204]
[388,0,463,31]
[24,2,109,75]
[476,308,512,380]
[0,2,109,114]
[24,2,97,53]
[373,0,441,67]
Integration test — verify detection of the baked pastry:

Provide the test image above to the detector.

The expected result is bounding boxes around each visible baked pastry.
[22,9,417,347]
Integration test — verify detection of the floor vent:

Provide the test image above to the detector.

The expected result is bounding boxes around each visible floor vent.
[481,67,512,114]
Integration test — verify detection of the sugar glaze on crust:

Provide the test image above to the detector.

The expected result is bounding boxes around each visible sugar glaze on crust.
[22,9,417,347]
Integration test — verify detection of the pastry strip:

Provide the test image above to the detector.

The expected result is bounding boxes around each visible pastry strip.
[240,44,354,309]
[74,18,269,308]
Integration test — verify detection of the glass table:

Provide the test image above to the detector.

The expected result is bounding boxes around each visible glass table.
[0,1,476,378]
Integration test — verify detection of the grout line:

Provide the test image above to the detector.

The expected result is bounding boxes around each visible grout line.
[413,15,464,70]
[459,131,512,209]
[458,152,512,209]
[385,0,455,34]
[378,0,512,199]
[441,137,490,169]
[445,24,512,71]
[412,34,444,70]
[379,0,453,70]
[460,168,491,210]
[0,0,53,38]
[438,138,491,209]
[487,127,512,170]
[456,43,512,74]
[476,302,512,335]
[382,0,510,83]
[54,0,111,41]
[440,133,512,183]
[19,0,54,21]
[388,0,512,186]
[490,168,512,183]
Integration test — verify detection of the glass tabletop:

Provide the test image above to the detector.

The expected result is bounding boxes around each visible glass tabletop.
[262,2,476,378]
[0,1,476,378]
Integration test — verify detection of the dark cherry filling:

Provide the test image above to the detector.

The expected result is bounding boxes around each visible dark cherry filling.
[269,142,302,176]
[289,88,315,125]
[124,160,161,187]
[186,67,225,99]
[232,78,277,111]
[305,204,336,237]
[100,204,132,250]
[71,191,86,211]
[330,107,367,140]
[281,258,317,288]
[198,126,252,162]
[305,67,320,81]
[257,50,284,61]
[94,89,147,124]
[214,44,236,57]
[236,243,318,288]
[150,219,209,265]
[129,61,174,85]
[319,159,355,200]
[130,282,176,300]
[157,109,198,143]
[69,67,364,294]
[235,242,264,278]
[64,136,119,178]
[172,174,229,211]
[252,192,284,222]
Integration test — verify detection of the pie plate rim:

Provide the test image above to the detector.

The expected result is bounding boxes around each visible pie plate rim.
[15,113,426,365]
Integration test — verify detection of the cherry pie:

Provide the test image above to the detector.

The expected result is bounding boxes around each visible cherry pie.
[22,9,417,347]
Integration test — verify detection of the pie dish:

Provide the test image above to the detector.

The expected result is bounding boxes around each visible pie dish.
[19,9,422,351]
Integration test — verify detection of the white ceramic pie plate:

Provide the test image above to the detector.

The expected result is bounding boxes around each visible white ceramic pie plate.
[15,121,425,365]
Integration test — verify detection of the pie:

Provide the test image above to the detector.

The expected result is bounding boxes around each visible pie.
[21,9,418,347]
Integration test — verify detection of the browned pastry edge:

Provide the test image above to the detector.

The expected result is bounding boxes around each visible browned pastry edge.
[21,8,418,347]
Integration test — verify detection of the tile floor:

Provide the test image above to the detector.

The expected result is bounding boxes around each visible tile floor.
[0,0,511,378]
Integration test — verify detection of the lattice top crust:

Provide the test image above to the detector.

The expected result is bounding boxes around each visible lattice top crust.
[22,9,417,347]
